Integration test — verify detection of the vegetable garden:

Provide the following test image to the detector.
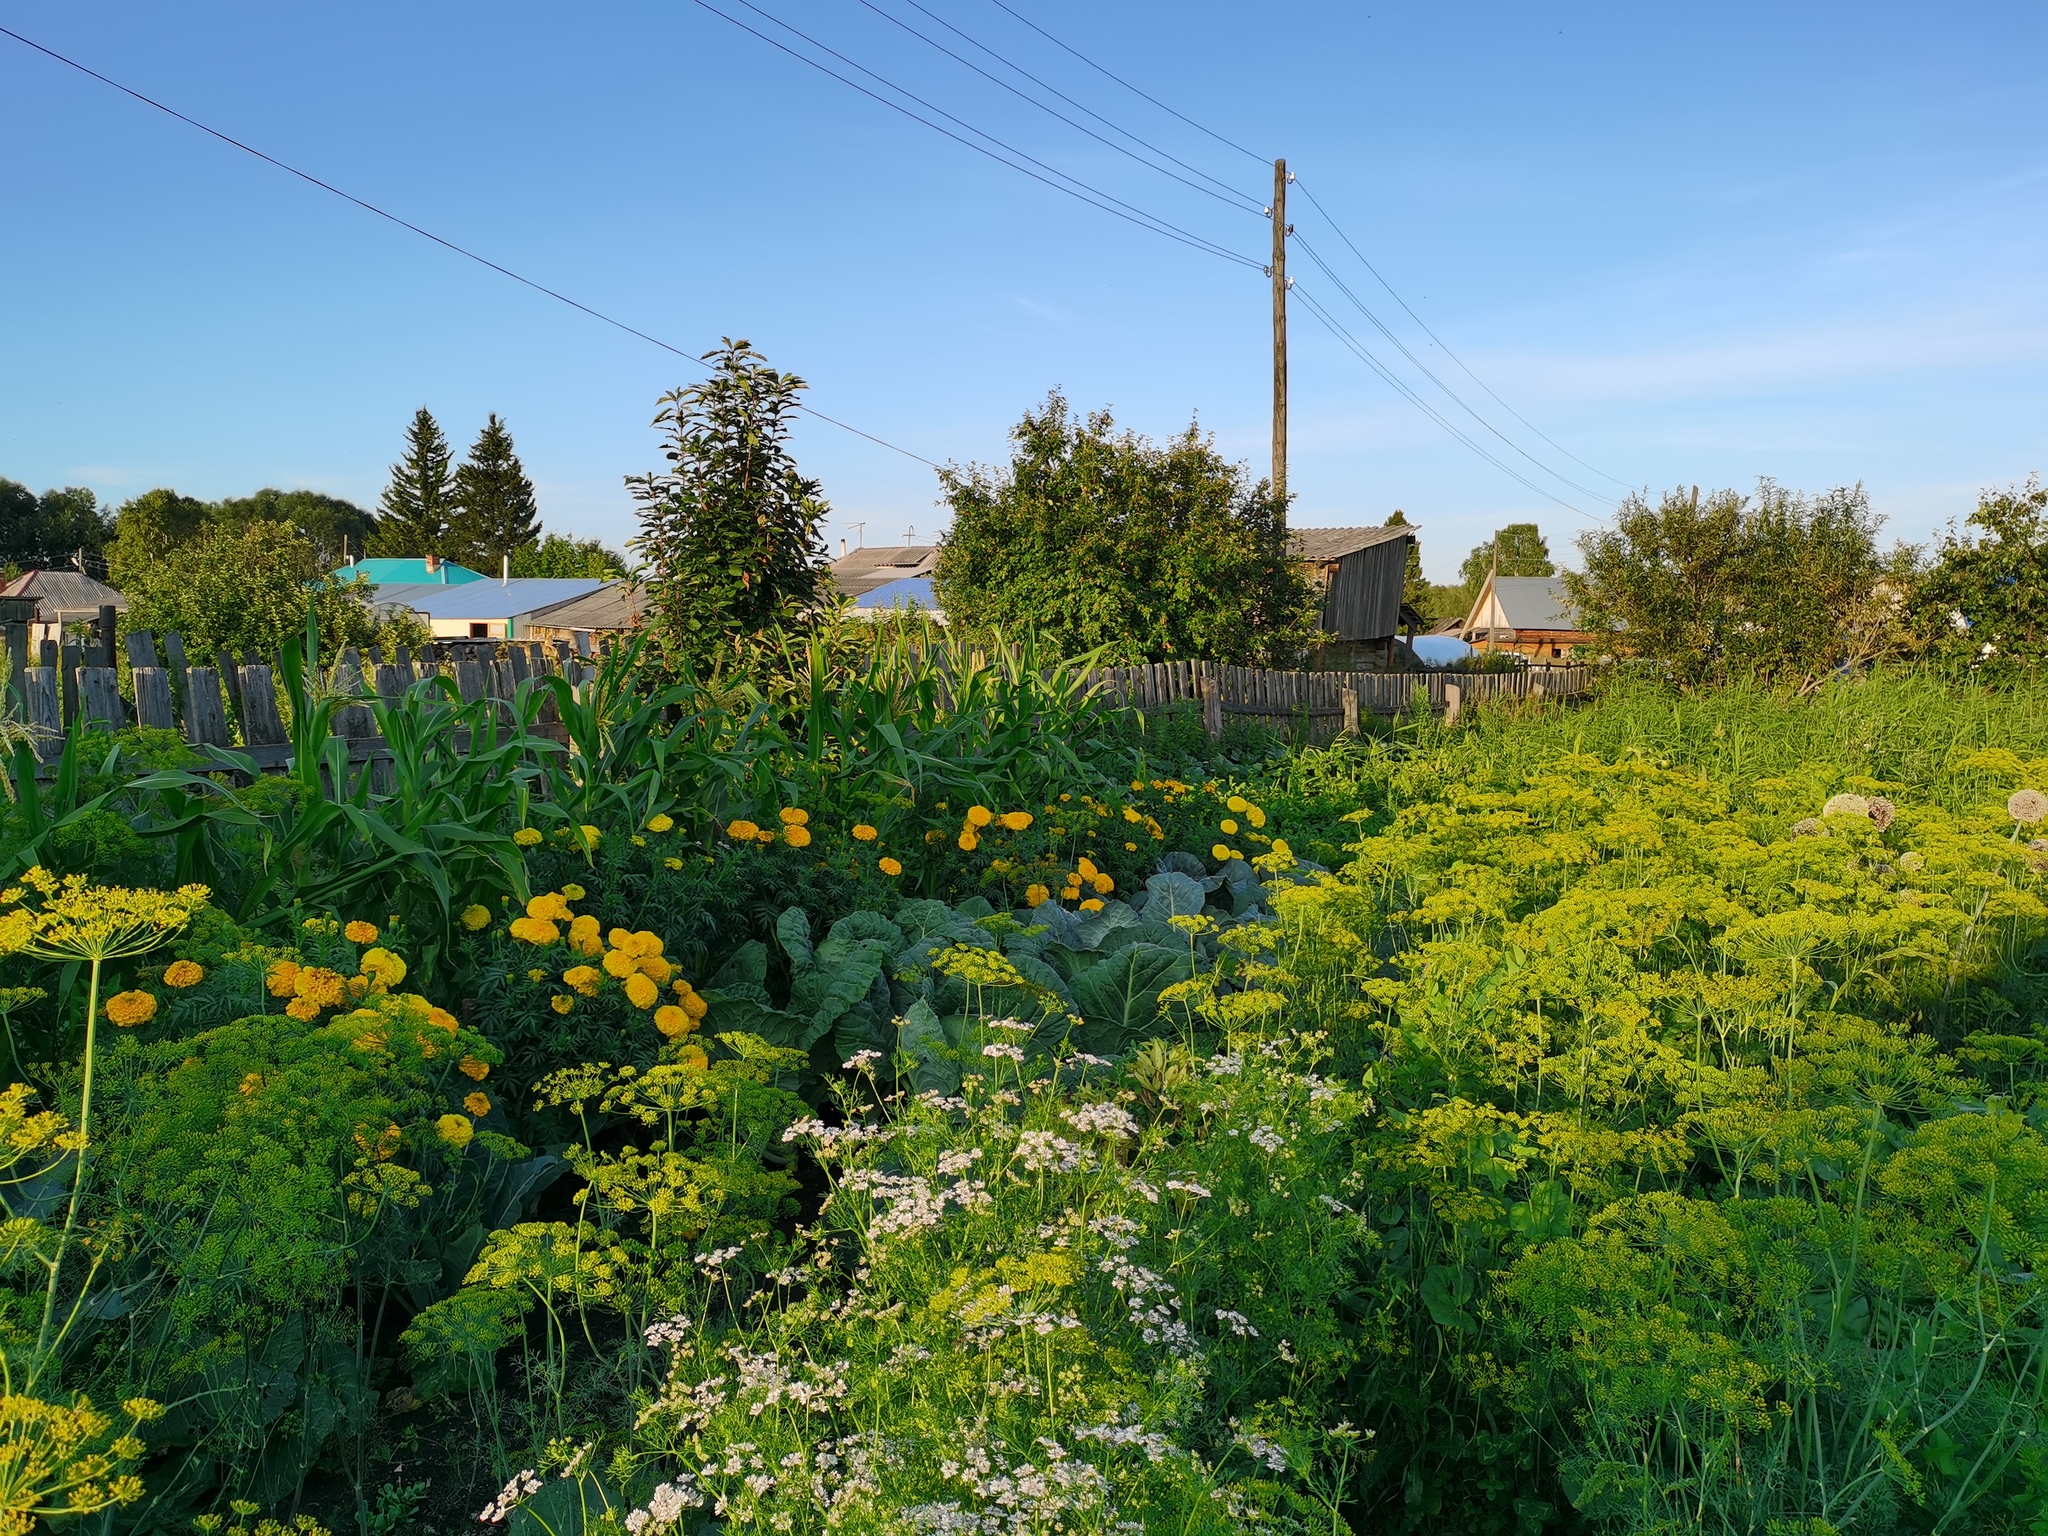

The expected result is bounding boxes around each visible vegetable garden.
[0,632,2044,1536]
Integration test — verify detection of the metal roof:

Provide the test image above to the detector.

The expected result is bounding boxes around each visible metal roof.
[523,580,646,631]
[852,576,940,613]
[1288,525,1414,563]
[367,578,606,619]
[343,557,487,586]
[1480,575,1581,632]
[829,545,940,599]
[0,570,129,618]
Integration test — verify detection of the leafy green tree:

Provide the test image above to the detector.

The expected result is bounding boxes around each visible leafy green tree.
[122,519,421,657]
[1564,481,1895,686]
[216,488,376,569]
[369,408,458,556]
[1906,477,2048,675]
[626,340,829,673]
[449,414,540,571]
[1458,522,1554,593]
[511,533,628,580]
[934,393,1319,666]
[0,479,114,574]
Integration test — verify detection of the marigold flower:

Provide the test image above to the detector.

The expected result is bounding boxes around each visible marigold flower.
[602,948,638,980]
[266,960,301,997]
[464,1092,491,1117]
[527,968,546,983]
[295,967,349,1007]
[624,972,660,1009]
[784,825,813,848]
[1247,806,1267,828]
[1077,857,1097,880]
[163,959,204,988]
[1220,819,1238,835]
[995,810,1031,832]
[1226,794,1249,813]
[1079,898,1105,912]
[564,965,602,997]
[725,819,759,841]
[561,883,586,901]
[957,830,979,852]
[436,1113,474,1149]
[878,857,904,877]
[508,916,561,945]
[568,913,600,943]
[1270,838,1293,859]
[579,825,602,847]
[513,828,542,848]
[359,948,407,988]
[1125,841,1138,852]
[630,835,646,847]
[779,807,809,826]
[551,994,574,1014]
[639,954,674,985]
[344,920,378,944]
[681,991,708,1020]
[1212,843,1232,861]
[654,1004,696,1038]
[285,996,321,1022]
[964,805,994,828]
[1025,883,1050,906]
[755,828,776,845]
[647,813,675,833]
[461,903,492,930]
[459,1055,490,1079]
[852,823,879,841]
[106,990,157,1027]
[429,1006,459,1032]
[348,974,370,999]
[664,857,683,870]
[1092,874,1115,895]
[526,892,572,922]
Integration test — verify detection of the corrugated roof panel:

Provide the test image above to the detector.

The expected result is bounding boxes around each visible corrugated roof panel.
[368,578,606,619]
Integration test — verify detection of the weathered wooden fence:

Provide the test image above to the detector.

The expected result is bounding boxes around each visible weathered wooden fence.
[1,616,596,771]
[1092,660,1593,742]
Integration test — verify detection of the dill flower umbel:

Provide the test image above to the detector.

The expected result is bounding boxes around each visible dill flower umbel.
[162,960,204,988]
[104,991,157,1028]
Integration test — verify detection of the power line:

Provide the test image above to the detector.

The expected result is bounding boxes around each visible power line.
[1292,175,1634,492]
[863,0,1265,212]
[1292,281,1600,522]
[1293,232,1614,505]
[696,0,1263,269]
[982,0,1270,166]
[0,22,942,467]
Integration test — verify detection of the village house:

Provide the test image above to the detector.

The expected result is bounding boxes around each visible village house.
[1462,573,1593,661]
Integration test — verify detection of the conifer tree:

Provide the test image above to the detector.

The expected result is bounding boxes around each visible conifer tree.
[369,408,457,556]
[449,414,541,570]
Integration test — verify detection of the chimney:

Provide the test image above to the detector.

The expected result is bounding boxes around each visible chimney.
[502,553,509,585]
[839,538,847,557]
[425,553,441,578]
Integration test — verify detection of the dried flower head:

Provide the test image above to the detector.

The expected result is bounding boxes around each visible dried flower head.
[1867,796,1897,831]
[2010,789,2048,825]
[1821,793,1870,819]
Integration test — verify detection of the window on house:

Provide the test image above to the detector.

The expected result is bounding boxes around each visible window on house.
[469,622,491,638]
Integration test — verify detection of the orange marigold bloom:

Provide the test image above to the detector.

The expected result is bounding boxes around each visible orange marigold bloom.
[601,948,637,979]
[783,825,812,848]
[624,973,660,1010]
[851,824,879,842]
[779,807,809,826]
[878,857,903,877]
[680,991,708,1020]
[163,960,204,988]
[344,920,378,944]
[1024,883,1050,907]
[654,1004,695,1038]
[563,965,602,997]
[105,990,157,1027]
[1000,811,1032,831]
[464,1092,491,1117]
[265,960,300,997]
[458,1056,490,1080]
[957,830,979,852]
[284,996,321,1022]
[724,819,759,841]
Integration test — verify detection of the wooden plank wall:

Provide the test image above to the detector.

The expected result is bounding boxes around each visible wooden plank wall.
[0,628,598,772]
[1090,660,1591,742]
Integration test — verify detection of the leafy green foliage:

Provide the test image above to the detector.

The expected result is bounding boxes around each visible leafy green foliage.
[1457,519,1553,590]
[1908,474,2048,675]
[510,533,627,580]
[934,391,1320,666]
[0,477,113,574]
[627,340,830,675]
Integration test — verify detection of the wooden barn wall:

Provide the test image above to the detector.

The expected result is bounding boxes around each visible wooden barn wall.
[1322,539,1408,641]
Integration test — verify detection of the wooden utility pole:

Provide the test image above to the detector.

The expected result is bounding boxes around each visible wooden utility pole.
[1271,157,1289,506]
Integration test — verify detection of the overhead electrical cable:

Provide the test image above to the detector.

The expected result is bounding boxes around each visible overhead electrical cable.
[1292,175,1633,492]
[859,0,1265,212]
[1293,232,1614,504]
[695,0,1263,269]
[982,0,1270,166]
[1292,281,1599,522]
[0,21,940,466]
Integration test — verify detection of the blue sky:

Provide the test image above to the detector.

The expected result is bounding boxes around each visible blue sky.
[3,1,2044,581]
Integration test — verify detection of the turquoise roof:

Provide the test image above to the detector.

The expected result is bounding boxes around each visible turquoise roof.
[340,558,487,586]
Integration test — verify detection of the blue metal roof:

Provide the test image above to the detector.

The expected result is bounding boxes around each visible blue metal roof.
[368,578,606,619]
[853,576,940,612]
[343,558,487,586]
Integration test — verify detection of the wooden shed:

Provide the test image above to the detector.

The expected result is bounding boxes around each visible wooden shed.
[1288,526,1414,644]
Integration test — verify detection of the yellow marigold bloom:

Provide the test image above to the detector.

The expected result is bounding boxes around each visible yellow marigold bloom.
[673,977,694,995]
[557,887,583,906]
[461,903,492,930]
[1270,838,1292,859]
[1132,780,1145,792]
[348,974,370,999]
[784,825,812,848]
[879,857,904,877]
[664,857,683,870]
[1000,811,1033,831]
[429,1006,459,1033]
[285,995,321,1022]
[681,991,708,1020]
[631,835,646,847]
[508,916,561,945]
[602,948,637,979]
[1079,898,1105,912]
[1247,806,1266,828]
[295,967,348,1007]
[958,830,979,852]
[163,959,204,988]
[624,972,660,1010]
[755,828,776,845]
[266,960,301,997]
[725,819,759,841]
[852,823,879,842]
[639,954,674,985]
[513,828,542,848]
[564,965,602,997]
[106,990,157,1027]
[436,1113,474,1149]
[1092,874,1115,895]
[344,920,378,944]
[568,913,600,943]
[1077,857,1098,880]
[360,947,407,987]
[1212,843,1232,861]
[526,892,571,922]
[551,994,574,1014]
[965,805,993,828]
[528,968,546,983]
[1220,819,1238,835]
[458,1055,490,1079]
[779,807,809,826]
[1125,841,1138,852]
[1224,794,1247,813]
[1025,883,1050,906]
[654,1004,695,1038]
[579,825,601,847]
[464,1091,491,1117]
[647,813,675,833]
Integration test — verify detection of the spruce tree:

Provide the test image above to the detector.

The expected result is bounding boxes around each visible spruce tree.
[369,407,457,556]
[450,413,541,570]
[1385,509,1429,612]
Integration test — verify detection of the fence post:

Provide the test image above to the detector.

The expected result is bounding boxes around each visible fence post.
[1201,666,1223,741]
[1443,682,1462,727]
[1341,687,1359,737]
